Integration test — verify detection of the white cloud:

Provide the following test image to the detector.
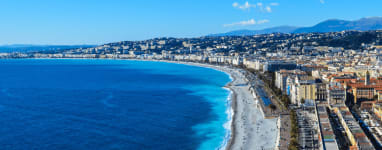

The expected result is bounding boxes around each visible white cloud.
[224,19,269,27]
[232,1,278,13]
[257,19,269,24]
[265,6,272,13]
[270,2,279,6]
[232,1,256,10]
[320,0,325,4]
[224,19,256,27]
[232,2,239,7]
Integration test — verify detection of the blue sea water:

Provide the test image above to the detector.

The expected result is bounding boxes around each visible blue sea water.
[0,59,231,150]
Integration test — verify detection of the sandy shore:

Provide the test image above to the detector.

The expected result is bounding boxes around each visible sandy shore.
[155,60,279,150]
[224,68,278,150]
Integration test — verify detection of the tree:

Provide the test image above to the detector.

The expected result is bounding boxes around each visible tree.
[301,98,305,105]
[269,104,277,114]
[288,138,299,150]
[289,110,299,150]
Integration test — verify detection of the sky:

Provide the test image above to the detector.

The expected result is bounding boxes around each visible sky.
[0,0,381,45]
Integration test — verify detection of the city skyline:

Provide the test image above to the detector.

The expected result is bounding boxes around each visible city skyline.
[0,0,381,45]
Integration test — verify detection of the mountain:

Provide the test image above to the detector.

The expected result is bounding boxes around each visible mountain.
[209,17,382,36]
[208,26,299,36]
[0,44,97,53]
[294,17,382,33]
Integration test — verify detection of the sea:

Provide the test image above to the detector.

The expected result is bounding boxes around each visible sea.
[0,59,232,150]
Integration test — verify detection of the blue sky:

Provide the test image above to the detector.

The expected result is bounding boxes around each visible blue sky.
[0,0,381,45]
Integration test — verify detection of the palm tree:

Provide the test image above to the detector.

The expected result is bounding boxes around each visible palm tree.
[269,104,277,114]
[301,98,305,105]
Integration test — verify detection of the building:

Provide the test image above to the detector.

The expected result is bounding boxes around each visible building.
[346,72,382,107]
[263,61,297,72]
[316,103,339,150]
[332,106,375,150]
[316,82,328,102]
[295,76,317,106]
[275,69,306,94]
[327,82,346,106]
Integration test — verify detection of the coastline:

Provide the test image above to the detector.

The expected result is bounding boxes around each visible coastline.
[225,80,237,150]
[156,60,278,150]
[175,63,237,150]
[151,60,237,150]
[122,59,239,150]
[147,60,278,150]
[9,58,279,150]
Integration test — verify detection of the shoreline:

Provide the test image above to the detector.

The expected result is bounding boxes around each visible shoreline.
[89,58,239,150]
[152,60,237,150]
[3,58,238,149]
[225,80,237,150]
[3,58,279,150]
[147,60,278,150]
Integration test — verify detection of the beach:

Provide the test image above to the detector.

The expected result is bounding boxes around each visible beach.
[161,61,279,150]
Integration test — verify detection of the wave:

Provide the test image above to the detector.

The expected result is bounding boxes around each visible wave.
[1,88,21,99]
[101,93,116,107]
[182,64,234,150]
[218,88,233,150]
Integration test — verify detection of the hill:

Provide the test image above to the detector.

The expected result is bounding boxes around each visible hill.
[209,17,382,36]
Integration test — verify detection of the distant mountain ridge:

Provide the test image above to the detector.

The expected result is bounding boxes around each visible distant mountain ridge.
[208,26,299,36]
[209,17,382,36]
